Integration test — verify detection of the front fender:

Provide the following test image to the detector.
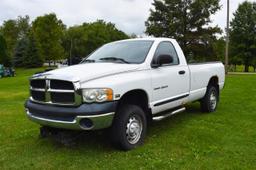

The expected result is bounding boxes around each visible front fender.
[80,69,152,102]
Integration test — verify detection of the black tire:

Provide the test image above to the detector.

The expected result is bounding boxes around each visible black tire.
[110,104,147,151]
[39,126,58,138]
[200,85,219,113]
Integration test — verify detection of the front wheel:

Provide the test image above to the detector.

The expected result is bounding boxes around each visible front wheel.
[110,104,147,151]
[200,86,219,113]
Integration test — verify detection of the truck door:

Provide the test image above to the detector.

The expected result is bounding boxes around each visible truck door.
[150,41,190,114]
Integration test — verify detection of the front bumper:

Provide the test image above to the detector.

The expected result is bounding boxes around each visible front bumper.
[25,100,117,130]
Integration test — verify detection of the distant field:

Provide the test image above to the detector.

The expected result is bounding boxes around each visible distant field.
[0,68,256,169]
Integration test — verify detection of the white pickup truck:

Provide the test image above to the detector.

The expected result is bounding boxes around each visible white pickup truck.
[25,38,225,150]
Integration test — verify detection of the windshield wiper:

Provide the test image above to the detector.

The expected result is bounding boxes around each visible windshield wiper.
[82,59,95,63]
[99,57,130,64]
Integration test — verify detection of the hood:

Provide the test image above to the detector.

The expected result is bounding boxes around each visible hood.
[37,63,140,82]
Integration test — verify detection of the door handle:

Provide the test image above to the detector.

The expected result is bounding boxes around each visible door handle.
[179,70,186,75]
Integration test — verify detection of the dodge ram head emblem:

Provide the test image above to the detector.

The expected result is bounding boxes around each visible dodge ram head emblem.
[45,79,50,91]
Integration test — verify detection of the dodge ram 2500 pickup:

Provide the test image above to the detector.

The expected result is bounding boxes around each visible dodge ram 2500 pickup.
[25,38,225,150]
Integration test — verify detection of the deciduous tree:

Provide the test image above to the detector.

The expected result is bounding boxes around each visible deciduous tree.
[62,20,129,62]
[0,20,19,59]
[213,37,225,62]
[17,15,30,39]
[145,0,221,61]
[230,1,256,72]
[0,16,31,61]
[0,34,11,66]
[32,13,65,65]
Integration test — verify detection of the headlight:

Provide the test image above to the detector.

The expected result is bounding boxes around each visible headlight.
[82,88,113,103]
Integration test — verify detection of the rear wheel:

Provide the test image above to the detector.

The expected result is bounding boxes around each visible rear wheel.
[111,104,147,150]
[200,86,219,112]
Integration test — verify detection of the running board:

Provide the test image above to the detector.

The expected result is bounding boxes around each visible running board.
[153,107,186,121]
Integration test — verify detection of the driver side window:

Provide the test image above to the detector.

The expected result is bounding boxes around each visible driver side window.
[153,41,179,65]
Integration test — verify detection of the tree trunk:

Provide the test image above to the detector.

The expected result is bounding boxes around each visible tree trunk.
[48,61,51,67]
[244,65,249,72]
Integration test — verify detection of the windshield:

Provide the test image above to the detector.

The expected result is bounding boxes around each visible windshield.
[81,40,154,64]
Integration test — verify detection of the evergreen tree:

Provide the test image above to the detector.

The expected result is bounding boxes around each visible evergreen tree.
[145,0,221,61]
[23,33,43,68]
[13,38,28,67]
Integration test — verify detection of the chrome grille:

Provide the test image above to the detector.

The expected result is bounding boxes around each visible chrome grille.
[30,79,81,106]
[30,79,46,89]
[31,90,45,101]
[50,80,74,90]
[51,92,75,103]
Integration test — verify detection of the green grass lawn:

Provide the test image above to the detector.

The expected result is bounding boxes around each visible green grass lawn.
[0,68,256,170]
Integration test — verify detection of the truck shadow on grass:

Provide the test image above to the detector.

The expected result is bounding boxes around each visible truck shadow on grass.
[41,103,208,151]
[40,128,113,150]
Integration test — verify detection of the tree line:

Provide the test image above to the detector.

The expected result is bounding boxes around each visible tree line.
[0,14,129,68]
[0,1,255,72]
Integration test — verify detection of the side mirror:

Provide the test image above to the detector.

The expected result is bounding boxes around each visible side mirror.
[152,54,173,68]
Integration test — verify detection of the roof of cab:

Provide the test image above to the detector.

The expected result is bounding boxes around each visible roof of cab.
[112,37,175,44]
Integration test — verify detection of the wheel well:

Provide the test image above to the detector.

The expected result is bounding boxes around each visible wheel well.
[208,76,219,92]
[117,90,152,121]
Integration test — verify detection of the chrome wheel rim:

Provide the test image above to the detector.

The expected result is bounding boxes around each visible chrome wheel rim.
[126,115,142,145]
[210,91,217,110]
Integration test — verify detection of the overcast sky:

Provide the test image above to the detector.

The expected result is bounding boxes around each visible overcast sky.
[0,0,253,35]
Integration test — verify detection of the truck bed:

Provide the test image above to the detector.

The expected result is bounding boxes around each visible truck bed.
[188,62,225,102]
